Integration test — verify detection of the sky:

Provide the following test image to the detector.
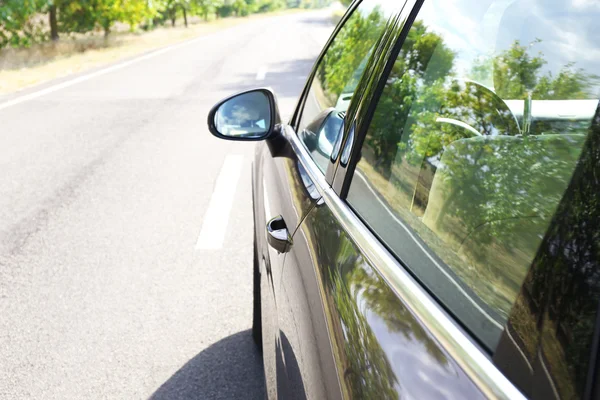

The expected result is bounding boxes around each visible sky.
[416,0,600,96]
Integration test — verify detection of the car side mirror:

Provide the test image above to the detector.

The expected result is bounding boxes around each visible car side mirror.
[207,88,280,141]
[301,108,344,155]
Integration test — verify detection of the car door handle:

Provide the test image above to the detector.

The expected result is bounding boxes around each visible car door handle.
[266,215,292,253]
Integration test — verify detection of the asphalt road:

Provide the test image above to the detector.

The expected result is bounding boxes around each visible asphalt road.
[0,10,334,399]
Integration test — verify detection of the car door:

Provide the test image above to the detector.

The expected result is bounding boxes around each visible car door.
[287,0,600,399]
[278,2,484,397]
[253,3,382,395]
[272,0,412,398]
[253,124,321,400]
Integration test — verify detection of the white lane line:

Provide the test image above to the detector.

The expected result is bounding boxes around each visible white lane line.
[256,66,267,81]
[0,33,213,112]
[196,155,244,250]
[355,170,503,330]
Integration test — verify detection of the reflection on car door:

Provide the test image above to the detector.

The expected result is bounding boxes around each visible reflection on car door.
[284,190,486,398]
[273,153,342,400]
[274,0,413,396]
[254,136,321,399]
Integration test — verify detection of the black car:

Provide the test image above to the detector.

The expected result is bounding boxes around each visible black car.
[208,0,600,398]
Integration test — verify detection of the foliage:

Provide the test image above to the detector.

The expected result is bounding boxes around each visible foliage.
[189,0,221,20]
[215,0,233,17]
[352,15,599,351]
[317,7,385,105]
[510,105,600,399]
[0,0,48,47]
[365,20,455,171]
[366,24,598,173]
[0,0,291,48]
[254,0,284,13]
[55,0,152,34]
[298,0,331,8]
[305,206,449,398]
[57,1,96,33]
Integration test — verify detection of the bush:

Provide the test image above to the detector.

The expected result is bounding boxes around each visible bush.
[216,5,234,17]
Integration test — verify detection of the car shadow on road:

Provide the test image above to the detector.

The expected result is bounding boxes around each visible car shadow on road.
[149,330,265,400]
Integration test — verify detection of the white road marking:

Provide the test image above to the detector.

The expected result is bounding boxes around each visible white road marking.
[355,170,503,330]
[0,33,213,112]
[195,155,244,250]
[255,66,267,81]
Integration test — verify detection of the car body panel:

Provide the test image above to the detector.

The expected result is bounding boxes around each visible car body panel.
[252,134,322,399]
[291,203,486,399]
[273,162,342,400]
[242,0,600,398]
[254,1,487,398]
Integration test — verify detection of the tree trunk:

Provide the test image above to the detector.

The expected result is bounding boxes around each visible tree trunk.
[171,9,176,27]
[103,22,111,37]
[182,7,188,27]
[49,4,59,41]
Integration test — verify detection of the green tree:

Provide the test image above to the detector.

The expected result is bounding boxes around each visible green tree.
[358,20,600,328]
[57,1,97,34]
[254,0,284,13]
[0,0,48,47]
[231,0,246,16]
[365,20,455,172]
[56,0,154,36]
[190,0,219,20]
[159,0,189,27]
[120,0,155,30]
[215,0,233,17]
[318,7,386,103]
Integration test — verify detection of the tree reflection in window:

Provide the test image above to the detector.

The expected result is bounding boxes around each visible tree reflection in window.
[349,12,599,356]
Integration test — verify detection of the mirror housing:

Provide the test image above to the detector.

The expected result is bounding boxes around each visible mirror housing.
[300,108,344,157]
[207,88,281,141]
[300,108,334,151]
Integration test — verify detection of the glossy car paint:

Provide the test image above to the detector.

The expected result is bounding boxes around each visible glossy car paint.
[249,1,491,398]
[252,130,323,399]
[294,201,489,398]
[253,120,489,399]
[236,0,600,398]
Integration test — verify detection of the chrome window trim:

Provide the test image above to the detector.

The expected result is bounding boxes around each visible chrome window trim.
[283,124,330,196]
[283,123,526,400]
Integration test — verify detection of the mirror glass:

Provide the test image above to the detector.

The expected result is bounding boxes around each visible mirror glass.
[310,111,344,172]
[317,112,343,157]
[214,91,271,138]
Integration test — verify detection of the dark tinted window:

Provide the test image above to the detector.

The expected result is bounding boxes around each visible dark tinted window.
[346,0,600,396]
[297,0,400,172]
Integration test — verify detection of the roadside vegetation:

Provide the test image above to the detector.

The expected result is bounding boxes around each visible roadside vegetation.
[0,0,333,48]
[0,0,334,93]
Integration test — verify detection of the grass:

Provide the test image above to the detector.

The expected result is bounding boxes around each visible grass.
[0,9,306,95]
[508,295,539,361]
[541,318,577,400]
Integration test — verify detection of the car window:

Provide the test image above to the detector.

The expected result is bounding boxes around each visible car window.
[346,0,600,396]
[297,0,396,173]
